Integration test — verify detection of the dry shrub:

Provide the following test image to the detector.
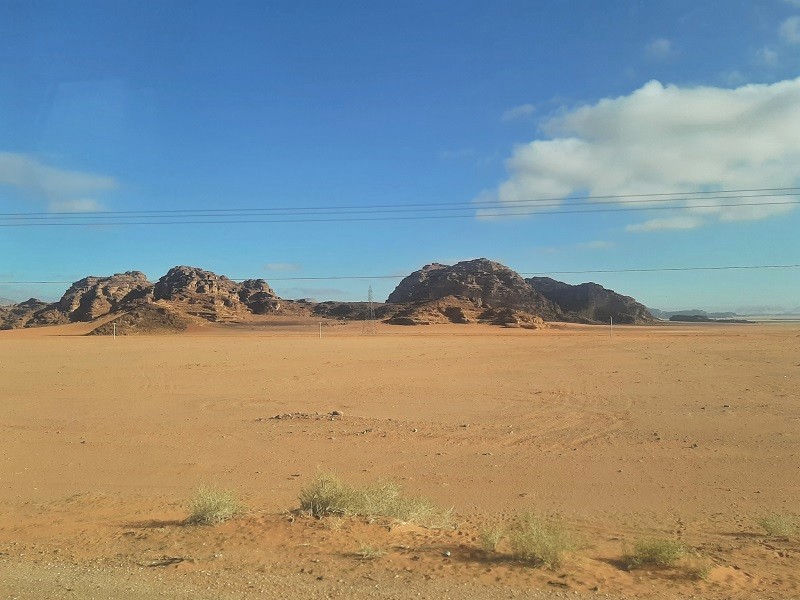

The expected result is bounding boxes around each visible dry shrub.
[299,472,453,528]
[508,513,574,569]
[624,538,686,569]
[479,523,505,552]
[756,513,798,538]
[187,484,245,525]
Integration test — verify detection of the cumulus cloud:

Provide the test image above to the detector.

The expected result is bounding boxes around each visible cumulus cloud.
[478,77,800,231]
[645,38,674,60]
[780,16,800,43]
[0,152,117,214]
[501,103,536,122]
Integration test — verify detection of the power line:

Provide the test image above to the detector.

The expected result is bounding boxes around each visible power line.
[2,263,799,285]
[3,192,799,221]
[3,186,799,217]
[1,200,798,227]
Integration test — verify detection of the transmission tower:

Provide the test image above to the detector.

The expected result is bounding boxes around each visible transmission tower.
[362,285,378,334]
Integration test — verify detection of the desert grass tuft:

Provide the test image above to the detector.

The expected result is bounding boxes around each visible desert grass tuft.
[187,484,245,525]
[479,523,505,553]
[355,544,386,560]
[623,538,686,569]
[298,472,453,528]
[684,553,714,581]
[508,513,574,569]
[756,513,798,538]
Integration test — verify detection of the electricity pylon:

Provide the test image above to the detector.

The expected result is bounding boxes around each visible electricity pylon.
[362,286,378,334]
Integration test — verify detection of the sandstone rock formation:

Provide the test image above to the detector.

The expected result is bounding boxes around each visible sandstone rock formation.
[526,277,654,324]
[0,298,53,329]
[153,266,282,321]
[387,259,561,320]
[55,271,153,322]
[238,279,282,314]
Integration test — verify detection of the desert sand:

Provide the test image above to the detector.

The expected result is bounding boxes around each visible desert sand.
[1,320,798,599]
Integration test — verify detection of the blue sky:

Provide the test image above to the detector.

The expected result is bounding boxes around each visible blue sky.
[1,0,799,311]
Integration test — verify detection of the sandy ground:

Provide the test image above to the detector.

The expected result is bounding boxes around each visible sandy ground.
[1,320,798,599]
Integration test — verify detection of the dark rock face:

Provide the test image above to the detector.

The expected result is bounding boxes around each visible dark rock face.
[312,301,397,321]
[88,304,190,335]
[55,271,153,322]
[526,277,654,324]
[387,259,561,319]
[153,266,282,321]
[238,279,282,314]
[0,298,53,329]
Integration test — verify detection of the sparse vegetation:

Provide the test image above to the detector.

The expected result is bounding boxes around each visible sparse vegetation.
[298,472,453,528]
[187,484,245,525]
[355,544,386,560]
[508,513,574,569]
[756,513,798,538]
[623,538,686,569]
[684,553,714,581]
[479,523,505,552]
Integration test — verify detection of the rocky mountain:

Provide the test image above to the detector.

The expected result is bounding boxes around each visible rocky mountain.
[387,259,562,320]
[0,298,52,329]
[527,277,654,324]
[1,259,657,332]
[55,271,152,322]
[152,266,281,321]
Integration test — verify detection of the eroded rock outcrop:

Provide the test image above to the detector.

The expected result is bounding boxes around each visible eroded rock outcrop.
[526,277,654,324]
[386,259,561,320]
[153,266,282,321]
[0,298,53,329]
[54,271,153,322]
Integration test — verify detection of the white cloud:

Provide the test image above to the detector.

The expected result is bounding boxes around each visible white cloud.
[780,15,800,44]
[263,262,302,272]
[501,103,536,122]
[626,216,703,232]
[0,152,117,200]
[478,78,800,231]
[0,153,117,216]
[755,46,780,66]
[48,198,105,212]
[646,38,674,60]
[582,240,614,249]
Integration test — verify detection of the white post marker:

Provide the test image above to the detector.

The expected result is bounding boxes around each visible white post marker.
[113,323,116,340]
[319,322,322,339]
[610,316,613,339]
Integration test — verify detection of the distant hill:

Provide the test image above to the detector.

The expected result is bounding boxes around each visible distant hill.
[527,277,654,324]
[1,259,659,332]
[649,308,739,320]
[386,259,654,325]
[0,297,15,307]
